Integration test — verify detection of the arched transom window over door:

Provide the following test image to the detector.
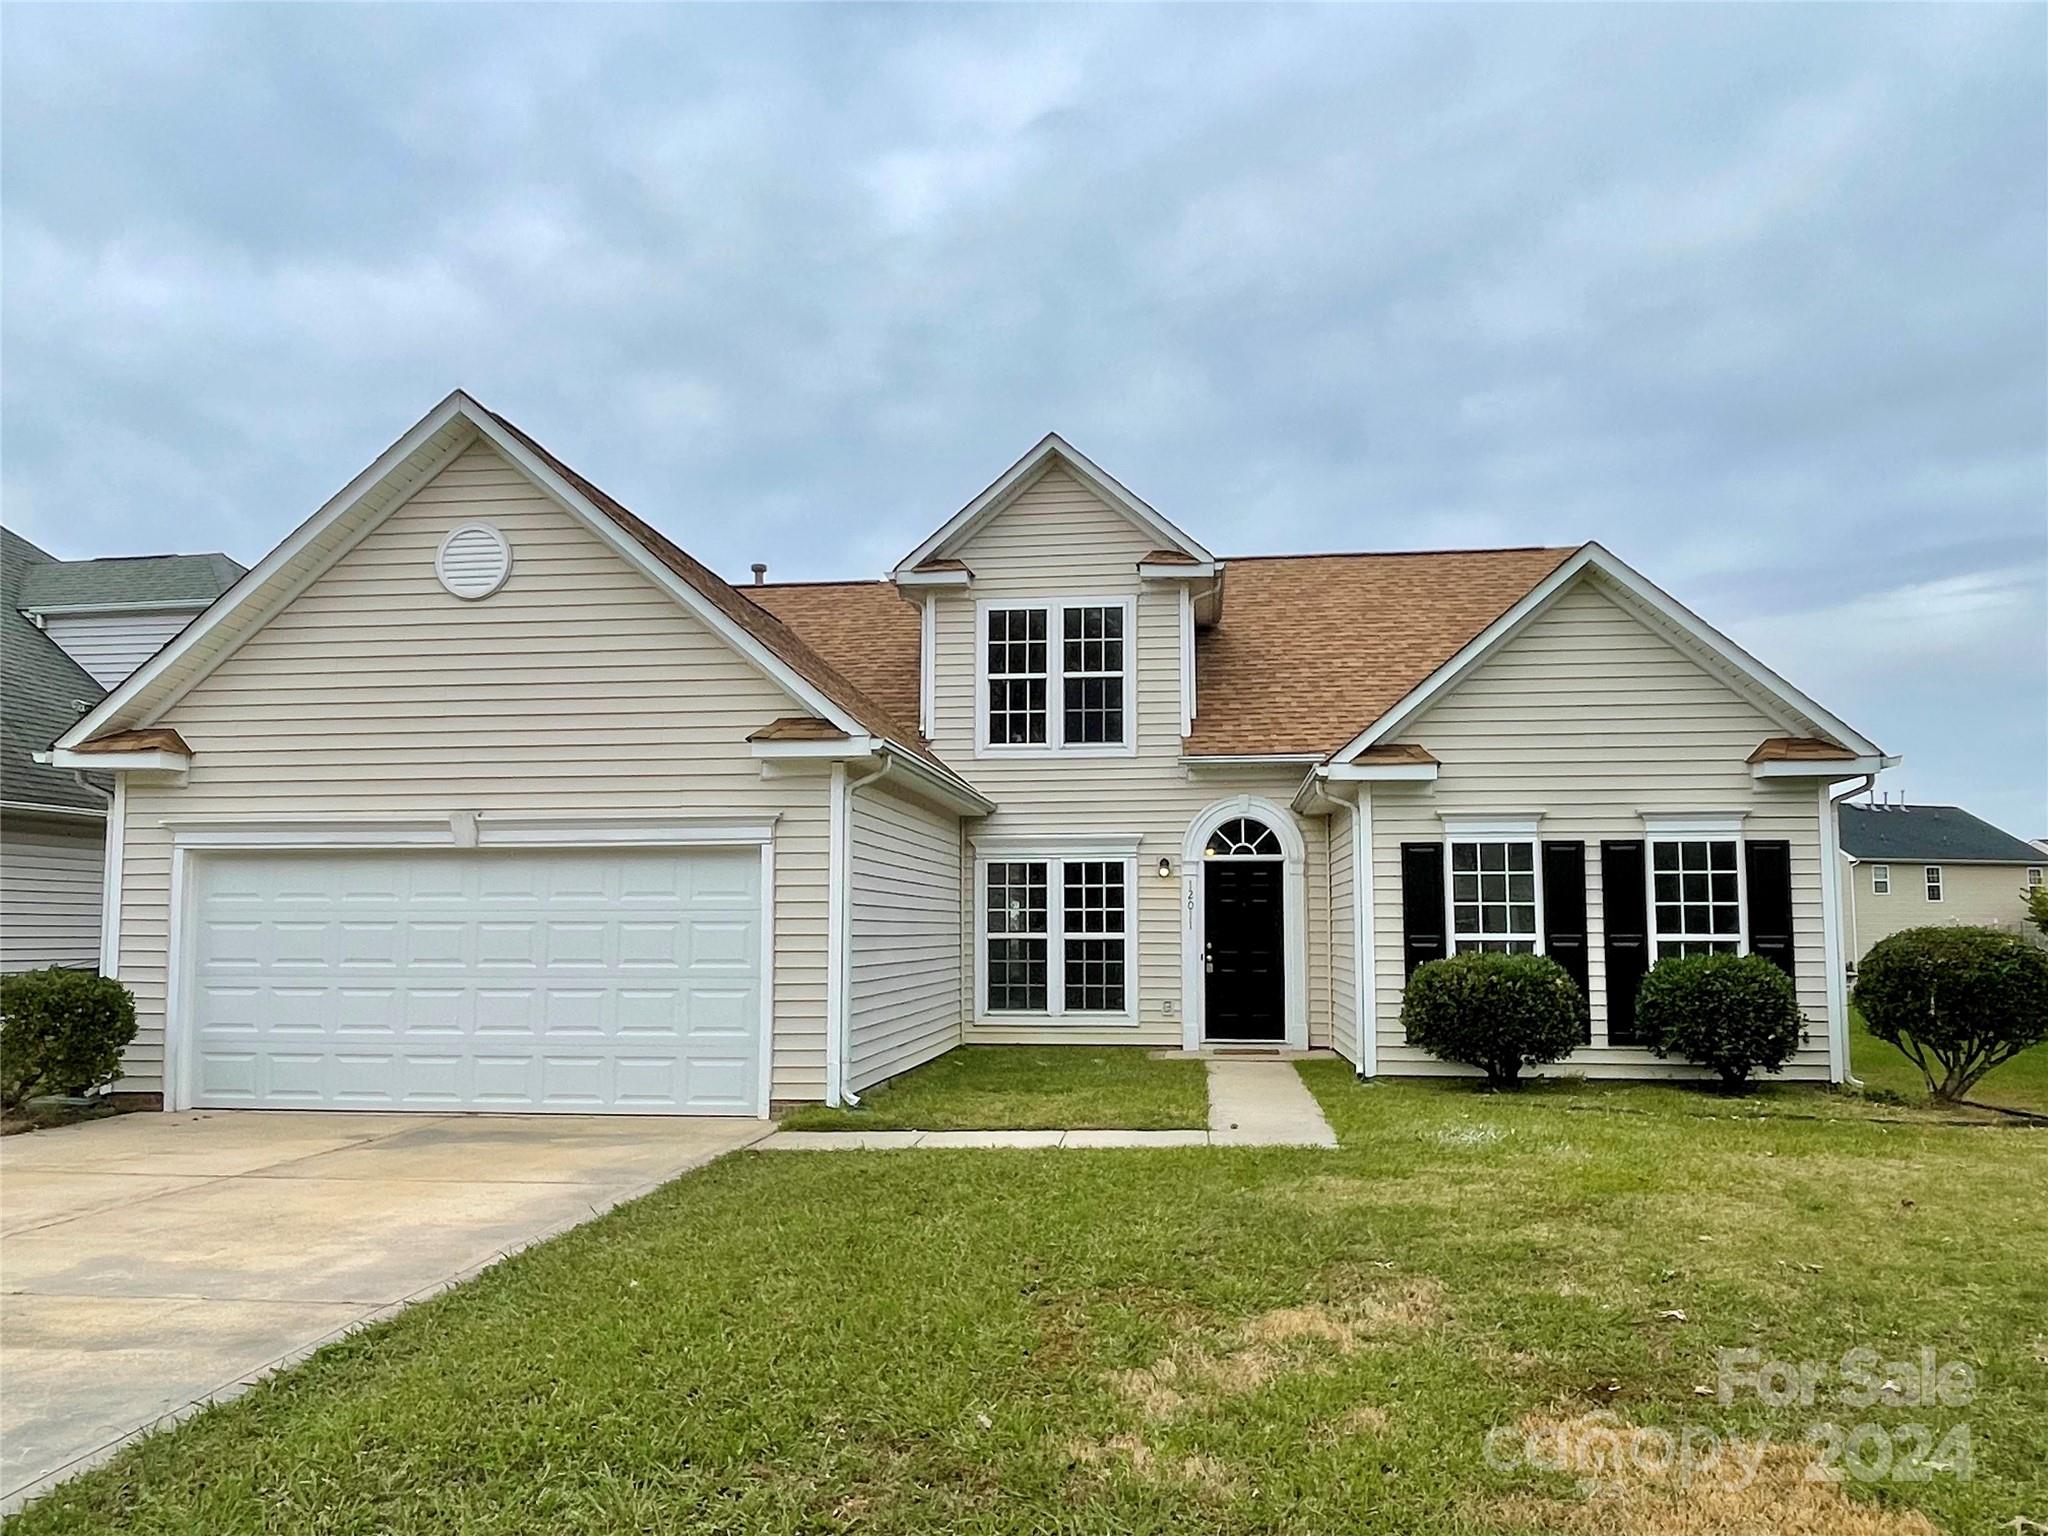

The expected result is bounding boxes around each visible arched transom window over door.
[1205,817,1282,858]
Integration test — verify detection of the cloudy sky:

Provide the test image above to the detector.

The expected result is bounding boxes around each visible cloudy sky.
[4,5,2043,833]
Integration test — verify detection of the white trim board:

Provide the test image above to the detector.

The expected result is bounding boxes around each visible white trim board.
[1328,545,1884,766]
[893,432,1212,577]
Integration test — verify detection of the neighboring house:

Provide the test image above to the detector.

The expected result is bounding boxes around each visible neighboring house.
[1,528,243,973]
[50,393,1891,1115]
[1838,801,2044,961]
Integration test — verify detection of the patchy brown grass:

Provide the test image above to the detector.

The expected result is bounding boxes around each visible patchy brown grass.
[1487,1413,1942,1536]
[1108,1280,1443,1420]
[1310,1403,1391,1444]
[1066,1433,1241,1498]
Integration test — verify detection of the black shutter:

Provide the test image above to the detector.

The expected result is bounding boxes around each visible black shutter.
[1745,840,1795,979]
[1601,840,1650,1045]
[1542,841,1591,1041]
[1400,842,1446,979]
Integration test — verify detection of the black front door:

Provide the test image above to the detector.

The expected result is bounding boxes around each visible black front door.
[1204,860,1285,1041]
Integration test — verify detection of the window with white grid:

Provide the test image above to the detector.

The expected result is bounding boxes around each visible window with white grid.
[1062,861,1126,1012]
[984,862,1048,1011]
[985,608,1048,746]
[1450,840,1539,954]
[1652,838,1742,960]
[978,599,1133,753]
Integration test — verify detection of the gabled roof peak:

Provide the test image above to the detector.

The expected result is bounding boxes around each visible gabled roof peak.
[892,432,1211,578]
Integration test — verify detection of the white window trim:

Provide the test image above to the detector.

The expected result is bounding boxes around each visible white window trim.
[974,595,1138,758]
[1180,796,1310,1051]
[1443,831,1544,956]
[974,852,1138,1022]
[1871,863,1890,895]
[1647,833,1749,962]
[1924,865,1943,903]
[2029,867,2043,889]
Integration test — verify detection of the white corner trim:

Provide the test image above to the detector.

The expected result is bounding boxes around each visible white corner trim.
[1329,544,1884,765]
[757,840,776,1119]
[1354,787,1377,1077]
[1439,813,1544,838]
[1178,586,1196,738]
[919,593,936,739]
[825,762,849,1107]
[971,831,1144,858]
[98,778,126,977]
[893,431,1212,577]
[1640,812,1747,837]
[1818,780,1851,1085]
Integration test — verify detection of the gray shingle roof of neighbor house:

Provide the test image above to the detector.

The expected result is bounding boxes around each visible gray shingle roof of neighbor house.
[17,550,245,611]
[1837,803,2045,865]
[2,528,243,811]
[2,527,111,811]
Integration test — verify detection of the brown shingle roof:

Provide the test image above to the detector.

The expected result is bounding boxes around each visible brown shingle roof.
[75,727,191,755]
[748,581,923,735]
[1748,736,1856,763]
[1183,547,1579,757]
[486,412,942,769]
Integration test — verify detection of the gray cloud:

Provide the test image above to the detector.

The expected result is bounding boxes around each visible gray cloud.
[4,3,2042,832]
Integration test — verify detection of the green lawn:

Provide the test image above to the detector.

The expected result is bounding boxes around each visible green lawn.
[777,1045,1209,1131]
[13,1069,2043,1534]
[1851,1011,2048,1116]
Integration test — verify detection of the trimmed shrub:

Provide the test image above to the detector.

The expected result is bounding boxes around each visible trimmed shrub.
[1638,952,1803,1090]
[1401,951,1585,1088]
[1853,926,2048,1102]
[0,969,138,1111]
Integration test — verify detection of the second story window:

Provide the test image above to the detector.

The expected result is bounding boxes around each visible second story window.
[1924,865,1943,903]
[986,608,1048,745]
[979,598,1134,754]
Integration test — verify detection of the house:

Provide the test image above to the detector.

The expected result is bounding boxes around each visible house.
[1838,800,2044,961]
[48,393,1891,1114]
[2,529,243,972]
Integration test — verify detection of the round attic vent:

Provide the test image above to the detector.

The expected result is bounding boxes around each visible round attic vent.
[435,523,512,600]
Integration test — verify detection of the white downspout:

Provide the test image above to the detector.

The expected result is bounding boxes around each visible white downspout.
[1821,773,1874,1087]
[828,754,894,1107]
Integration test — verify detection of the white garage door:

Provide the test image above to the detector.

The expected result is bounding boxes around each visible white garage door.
[186,847,763,1115]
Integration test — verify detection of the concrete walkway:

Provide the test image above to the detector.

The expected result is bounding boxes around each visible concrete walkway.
[758,1058,1336,1150]
[0,1110,766,1512]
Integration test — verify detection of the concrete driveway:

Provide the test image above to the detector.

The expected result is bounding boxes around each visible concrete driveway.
[0,1110,766,1510]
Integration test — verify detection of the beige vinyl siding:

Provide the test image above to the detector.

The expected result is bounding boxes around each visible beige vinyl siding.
[0,814,105,972]
[112,440,833,1100]
[1329,802,1358,1064]
[1844,858,2039,960]
[847,782,964,1092]
[41,610,201,689]
[937,466,1330,1046]
[1369,574,1835,1081]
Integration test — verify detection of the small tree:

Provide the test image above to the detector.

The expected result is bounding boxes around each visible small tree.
[1853,926,2048,1102]
[2025,882,2048,942]
[1637,953,1803,1091]
[0,969,139,1110]
[1401,951,1585,1088]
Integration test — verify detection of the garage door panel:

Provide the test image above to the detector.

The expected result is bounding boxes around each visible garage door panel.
[187,848,762,1114]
